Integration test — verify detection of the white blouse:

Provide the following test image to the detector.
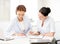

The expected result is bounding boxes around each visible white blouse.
[37,16,55,34]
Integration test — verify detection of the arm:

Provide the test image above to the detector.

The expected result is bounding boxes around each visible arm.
[29,31,54,36]
[41,19,55,37]
[12,33,26,36]
[41,32,55,37]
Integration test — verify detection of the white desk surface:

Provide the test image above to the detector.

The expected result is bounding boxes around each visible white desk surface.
[28,35,54,43]
[0,36,54,44]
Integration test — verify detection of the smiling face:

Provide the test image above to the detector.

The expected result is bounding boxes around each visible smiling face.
[38,7,51,21]
[38,12,47,21]
[16,5,26,21]
[16,11,25,21]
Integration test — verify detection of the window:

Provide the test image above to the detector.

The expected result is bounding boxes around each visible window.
[0,0,10,21]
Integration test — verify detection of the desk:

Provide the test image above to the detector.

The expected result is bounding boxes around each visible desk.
[0,36,30,44]
[29,36,54,44]
[30,39,52,44]
[0,36,54,44]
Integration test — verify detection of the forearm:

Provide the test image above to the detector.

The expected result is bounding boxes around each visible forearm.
[41,32,55,37]
[12,33,26,36]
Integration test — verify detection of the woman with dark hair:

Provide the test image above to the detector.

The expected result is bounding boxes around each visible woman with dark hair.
[37,7,55,37]
[31,7,55,37]
[30,7,55,44]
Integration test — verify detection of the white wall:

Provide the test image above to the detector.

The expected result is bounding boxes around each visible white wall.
[55,21,60,40]
[10,0,60,22]
[38,0,60,22]
[10,0,38,23]
[0,0,10,21]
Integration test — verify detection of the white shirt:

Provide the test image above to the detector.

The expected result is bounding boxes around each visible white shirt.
[5,16,31,36]
[37,16,55,34]
[19,21,26,31]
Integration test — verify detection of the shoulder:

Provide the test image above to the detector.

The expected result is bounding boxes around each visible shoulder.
[47,16,55,22]
[9,17,18,25]
[47,16,55,25]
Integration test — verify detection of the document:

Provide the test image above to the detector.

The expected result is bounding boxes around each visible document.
[28,35,44,39]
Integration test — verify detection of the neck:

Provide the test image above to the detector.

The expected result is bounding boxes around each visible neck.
[42,17,47,22]
[18,17,23,22]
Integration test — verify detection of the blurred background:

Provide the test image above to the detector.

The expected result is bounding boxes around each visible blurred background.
[0,0,60,21]
[0,0,60,42]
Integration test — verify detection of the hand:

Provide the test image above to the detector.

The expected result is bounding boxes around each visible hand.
[29,31,40,35]
[29,31,33,34]
[17,33,26,36]
[33,32,40,35]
